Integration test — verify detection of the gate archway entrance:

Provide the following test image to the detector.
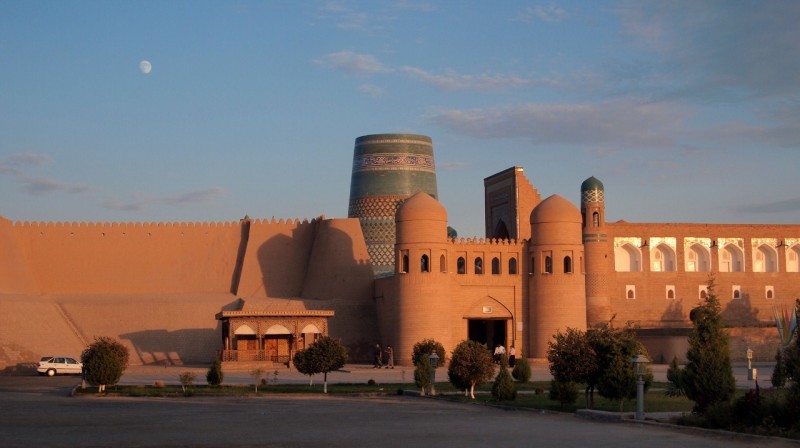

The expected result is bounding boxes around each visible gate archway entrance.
[468,319,507,353]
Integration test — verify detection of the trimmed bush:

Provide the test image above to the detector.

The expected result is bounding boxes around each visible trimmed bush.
[491,357,517,401]
[549,379,578,407]
[81,336,129,392]
[511,356,531,383]
[206,358,224,386]
[413,356,432,395]
[412,339,446,367]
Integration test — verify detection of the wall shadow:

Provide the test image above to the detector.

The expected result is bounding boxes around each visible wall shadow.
[721,293,761,326]
[120,328,219,366]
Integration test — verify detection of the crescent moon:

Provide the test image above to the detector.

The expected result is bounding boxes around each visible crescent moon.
[139,60,152,74]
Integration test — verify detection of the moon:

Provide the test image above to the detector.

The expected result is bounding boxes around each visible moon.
[139,60,152,74]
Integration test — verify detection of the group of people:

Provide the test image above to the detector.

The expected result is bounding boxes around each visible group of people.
[493,343,516,367]
[372,343,394,369]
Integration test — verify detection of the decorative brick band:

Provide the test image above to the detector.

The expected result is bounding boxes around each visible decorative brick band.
[352,153,435,173]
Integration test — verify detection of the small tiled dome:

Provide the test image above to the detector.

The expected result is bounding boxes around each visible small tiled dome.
[581,176,604,192]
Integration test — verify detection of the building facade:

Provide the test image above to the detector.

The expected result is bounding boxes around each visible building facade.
[1,134,798,369]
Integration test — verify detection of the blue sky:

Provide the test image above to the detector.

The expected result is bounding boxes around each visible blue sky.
[2,1,799,238]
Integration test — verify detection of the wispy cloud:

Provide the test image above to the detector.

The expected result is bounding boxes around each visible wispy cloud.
[101,187,226,212]
[616,1,800,102]
[1,152,95,196]
[735,197,800,214]
[0,152,53,176]
[314,51,389,74]
[429,100,688,148]
[438,162,470,171]
[398,66,556,91]
[21,176,94,195]
[358,83,384,97]
[515,4,568,23]
[318,50,558,91]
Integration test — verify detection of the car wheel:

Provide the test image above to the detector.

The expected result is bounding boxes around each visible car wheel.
[46,369,56,377]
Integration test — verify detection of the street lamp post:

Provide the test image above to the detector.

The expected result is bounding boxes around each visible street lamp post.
[429,352,440,396]
[746,347,757,381]
[632,354,650,421]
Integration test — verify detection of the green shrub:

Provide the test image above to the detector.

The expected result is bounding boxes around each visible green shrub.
[511,356,531,383]
[412,339,446,367]
[81,336,129,392]
[178,371,195,394]
[206,358,224,386]
[548,379,578,407]
[491,358,517,401]
[413,356,432,395]
[771,349,786,388]
[447,340,494,399]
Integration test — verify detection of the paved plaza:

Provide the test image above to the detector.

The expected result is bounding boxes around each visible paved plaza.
[0,363,793,448]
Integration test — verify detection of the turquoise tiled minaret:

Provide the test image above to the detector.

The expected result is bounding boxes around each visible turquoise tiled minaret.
[348,134,438,277]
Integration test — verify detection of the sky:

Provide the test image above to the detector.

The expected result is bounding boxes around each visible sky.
[1,1,799,238]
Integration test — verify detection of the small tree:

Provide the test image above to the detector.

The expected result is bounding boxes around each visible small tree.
[206,358,224,386]
[447,340,494,399]
[178,371,195,394]
[413,355,432,396]
[81,336,129,392]
[771,349,787,388]
[548,326,597,407]
[293,349,316,386]
[251,368,265,392]
[595,325,652,412]
[491,356,516,401]
[412,339,446,367]
[549,379,579,407]
[298,336,348,393]
[511,356,531,383]
[665,356,684,396]
[683,275,735,414]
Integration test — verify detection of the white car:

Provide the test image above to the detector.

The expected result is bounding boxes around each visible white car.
[37,356,83,376]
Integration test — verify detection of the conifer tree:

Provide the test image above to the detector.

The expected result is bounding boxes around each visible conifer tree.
[682,275,735,414]
[491,355,517,401]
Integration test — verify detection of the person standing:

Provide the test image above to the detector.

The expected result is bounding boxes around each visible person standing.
[508,345,516,367]
[384,345,394,369]
[373,343,383,368]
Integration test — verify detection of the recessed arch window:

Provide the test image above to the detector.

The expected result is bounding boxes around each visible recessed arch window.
[787,245,800,272]
[439,254,446,273]
[401,254,409,273]
[685,243,711,272]
[474,257,483,274]
[719,245,744,272]
[699,286,708,300]
[593,211,599,228]
[753,244,778,272]
[491,257,500,275]
[766,286,774,299]
[626,285,636,300]
[457,257,466,274]
[421,254,430,272]
[651,244,676,272]
[563,256,572,274]
[544,256,553,274]
[615,243,642,272]
[508,257,518,275]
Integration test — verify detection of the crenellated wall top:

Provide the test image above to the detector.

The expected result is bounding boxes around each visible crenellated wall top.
[448,237,526,247]
[8,215,332,239]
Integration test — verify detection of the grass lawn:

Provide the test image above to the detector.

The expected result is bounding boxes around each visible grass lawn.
[74,380,695,414]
